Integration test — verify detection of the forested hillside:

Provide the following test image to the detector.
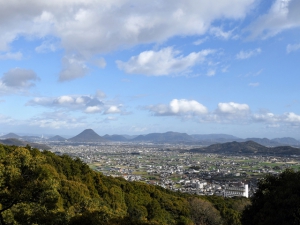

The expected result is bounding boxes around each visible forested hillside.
[0,144,248,225]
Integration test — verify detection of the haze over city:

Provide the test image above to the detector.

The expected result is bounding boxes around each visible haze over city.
[0,0,300,138]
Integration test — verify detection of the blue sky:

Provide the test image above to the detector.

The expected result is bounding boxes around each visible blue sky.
[0,0,300,138]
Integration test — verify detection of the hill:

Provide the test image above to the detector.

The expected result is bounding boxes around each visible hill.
[132,131,194,143]
[245,138,281,147]
[0,138,51,150]
[272,137,300,146]
[191,134,241,141]
[190,140,300,155]
[102,134,128,142]
[68,129,108,142]
[0,132,21,139]
[49,135,66,141]
[0,143,247,225]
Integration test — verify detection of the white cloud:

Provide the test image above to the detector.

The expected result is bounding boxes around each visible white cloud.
[252,112,279,123]
[252,111,300,127]
[206,69,216,76]
[147,99,208,116]
[26,91,126,115]
[236,48,261,59]
[284,112,300,123]
[85,106,102,113]
[193,37,208,45]
[104,105,122,114]
[56,96,74,104]
[217,102,250,114]
[1,68,39,88]
[35,40,59,53]
[286,43,300,53]
[0,0,256,80]
[246,0,300,39]
[209,27,234,39]
[0,51,22,60]
[0,68,40,95]
[59,55,89,81]
[117,47,215,76]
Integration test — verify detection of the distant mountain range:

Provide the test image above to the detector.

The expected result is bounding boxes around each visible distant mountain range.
[132,131,194,142]
[189,140,300,156]
[1,129,300,147]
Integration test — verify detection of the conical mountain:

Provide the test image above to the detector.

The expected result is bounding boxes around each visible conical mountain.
[49,135,66,141]
[0,132,21,139]
[68,129,108,142]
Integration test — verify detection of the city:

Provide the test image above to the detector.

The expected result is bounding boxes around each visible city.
[48,141,300,198]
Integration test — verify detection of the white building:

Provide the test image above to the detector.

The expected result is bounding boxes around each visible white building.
[223,183,248,198]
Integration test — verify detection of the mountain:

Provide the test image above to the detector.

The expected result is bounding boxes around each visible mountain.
[49,135,66,142]
[0,138,51,150]
[68,129,108,142]
[132,131,194,143]
[271,137,300,146]
[122,134,139,140]
[102,134,127,142]
[191,134,241,141]
[245,138,281,147]
[190,140,300,155]
[0,133,21,139]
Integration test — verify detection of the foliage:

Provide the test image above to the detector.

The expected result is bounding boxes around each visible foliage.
[0,144,246,225]
[242,169,300,225]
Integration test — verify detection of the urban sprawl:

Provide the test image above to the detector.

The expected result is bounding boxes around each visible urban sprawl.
[48,142,300,198]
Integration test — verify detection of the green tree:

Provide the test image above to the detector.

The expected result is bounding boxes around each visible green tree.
[0,147,60,225]
[242,169,300,225]
[188,197,222,225]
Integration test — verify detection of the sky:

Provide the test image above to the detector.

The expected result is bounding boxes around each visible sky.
[0,0,300,139]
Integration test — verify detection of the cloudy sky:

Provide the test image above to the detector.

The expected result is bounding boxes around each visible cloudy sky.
[0,0,300,138]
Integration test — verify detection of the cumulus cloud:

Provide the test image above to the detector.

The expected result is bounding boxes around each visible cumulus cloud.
[146,99,300,128]
[59,55,89,81]
[236,48,261,59]
[214,102,250,122]
[246,0,300,39]
[117,47,215,76]
[104,105,122,114]
[26,90,125,115]
[0,0,256,80]
[252,111,300,127]
[0,68,40,95]
[147,99,208,116]
[1,68,39,88]
[286,43,300,53]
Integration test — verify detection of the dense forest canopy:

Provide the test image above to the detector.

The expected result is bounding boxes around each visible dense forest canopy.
[242,169,300,225]
[0,144,249,225]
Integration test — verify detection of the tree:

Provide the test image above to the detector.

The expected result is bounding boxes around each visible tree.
[242,169,300,225]
[0,147,60,225]
[188,197,222,225]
